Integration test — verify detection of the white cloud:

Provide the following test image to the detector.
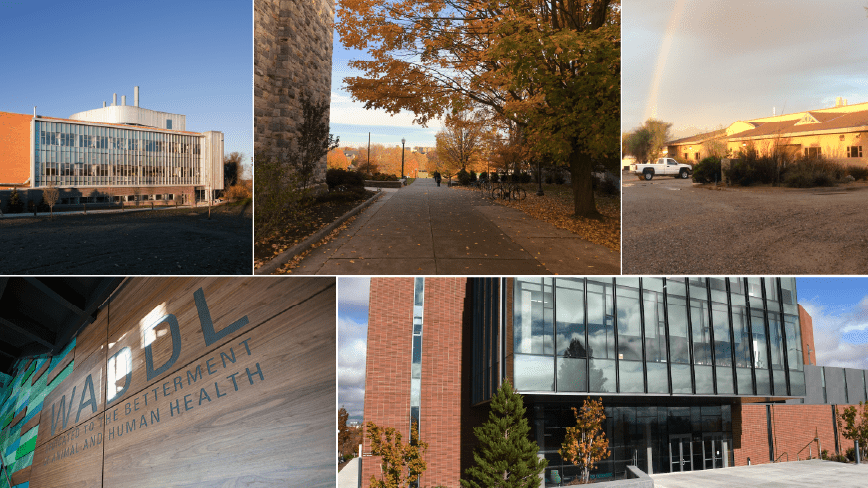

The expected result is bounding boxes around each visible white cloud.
[338,313,368,420]
[801,300,868,369]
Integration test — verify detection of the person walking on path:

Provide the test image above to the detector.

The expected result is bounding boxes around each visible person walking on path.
[433,171,441,186]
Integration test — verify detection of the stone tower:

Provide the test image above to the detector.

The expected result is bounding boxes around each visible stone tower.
[254,0,334,185]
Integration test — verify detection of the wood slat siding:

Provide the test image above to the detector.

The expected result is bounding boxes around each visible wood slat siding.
[31,359,51,386]
[29,277,336,488]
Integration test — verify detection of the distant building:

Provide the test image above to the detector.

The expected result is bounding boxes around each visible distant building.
[0,87,223,207]
[667,98,868,166]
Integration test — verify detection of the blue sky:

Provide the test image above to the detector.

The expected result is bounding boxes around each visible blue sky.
[623,0,868,139]
[339,277,868,422]
[330,28,441,149]
[0,0,251,166]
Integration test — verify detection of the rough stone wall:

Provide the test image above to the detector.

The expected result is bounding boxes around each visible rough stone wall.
[254,0,333,186]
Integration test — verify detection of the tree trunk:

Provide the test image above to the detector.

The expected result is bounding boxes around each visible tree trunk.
[569,149,601,219]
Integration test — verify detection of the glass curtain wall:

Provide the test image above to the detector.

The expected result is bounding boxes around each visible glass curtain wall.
[512,278,805,397]
[410,278,424,433]
[34,120,203,188]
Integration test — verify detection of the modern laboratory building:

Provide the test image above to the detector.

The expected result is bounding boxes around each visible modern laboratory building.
[0,87,223,208]
[361,277,868,487]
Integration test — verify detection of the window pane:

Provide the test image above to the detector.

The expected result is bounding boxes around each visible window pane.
[616,285,642,361]
[587,280,614,359]
[515,354,554,391]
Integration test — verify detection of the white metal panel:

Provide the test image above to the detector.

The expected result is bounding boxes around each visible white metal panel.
[69,106,185,130]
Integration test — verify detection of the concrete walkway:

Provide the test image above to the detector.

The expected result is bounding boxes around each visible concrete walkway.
[294,177,619,275]
[337,458,360,488]
[651,460,868,487]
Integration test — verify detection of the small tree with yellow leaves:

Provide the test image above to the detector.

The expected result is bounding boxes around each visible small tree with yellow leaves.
[560,397,610,484]
[366,420,428,488]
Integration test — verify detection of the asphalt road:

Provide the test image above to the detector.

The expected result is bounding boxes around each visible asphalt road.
[0,204,252,275]
[622,174,868,274]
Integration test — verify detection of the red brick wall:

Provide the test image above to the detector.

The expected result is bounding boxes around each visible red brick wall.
[420,278,467,487]
[799,305,816,365]
[734,403,857,467]
[0,112,32,186]
[362,278,469,488]
[362,278,415,486]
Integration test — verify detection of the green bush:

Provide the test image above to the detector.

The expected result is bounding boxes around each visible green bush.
[848,165,868,181]
[457,168,471,186]
[254,147,311,238]
[692,156,722,184]
[326,168,365,190]
[316,188,367,204]
[469,170,477,182]
[369,172,399,181]
[783,159,843,188]
[846,447,856,462]
[479,171,489,182]
[490,172,500,183]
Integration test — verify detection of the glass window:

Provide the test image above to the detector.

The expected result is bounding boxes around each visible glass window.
[768,312,787,395]
[780,278,798,315]
[643,286,668,394]
[616,284,642,361]
[732,304,753,394]
[587,279,614,360]
[514,279,553,355]
[556,279,586,392]
[751,309,770,395]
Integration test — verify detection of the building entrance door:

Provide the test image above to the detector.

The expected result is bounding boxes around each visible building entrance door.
[702,433,724,469]
[668,434,693,472]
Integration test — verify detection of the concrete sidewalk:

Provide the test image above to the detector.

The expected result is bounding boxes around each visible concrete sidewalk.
[337,458,360,488]
[651,460,868,488]
[294,177,619,275]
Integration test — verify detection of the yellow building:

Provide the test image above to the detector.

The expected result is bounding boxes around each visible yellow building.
[667,98,868,167]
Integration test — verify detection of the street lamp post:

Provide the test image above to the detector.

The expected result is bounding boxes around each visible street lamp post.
[401,138,406,181]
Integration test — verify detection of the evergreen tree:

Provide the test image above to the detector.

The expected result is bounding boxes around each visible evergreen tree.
[461,379,547,488]
[8,188,24,213]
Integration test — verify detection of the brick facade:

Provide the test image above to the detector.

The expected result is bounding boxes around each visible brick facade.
[363,278,469,488]
[733,403,859,466]
[254,0,332,185]
[0,112,32,187]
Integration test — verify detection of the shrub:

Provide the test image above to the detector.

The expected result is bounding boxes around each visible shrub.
[369,172,399,181]
[848,165,868,181]
[224,183,252,201]
[490,172,500,183]
[326,168,365,190]
[846,447,856,462]
[554,173,566,185]
[316,188,367,204]
[470,170,477,182]
[457,168,471,186]
[519,172,532,184]
[479,171,489,182]
[783,158,843,188]
[254,146,311,238]
[692,156,722,184]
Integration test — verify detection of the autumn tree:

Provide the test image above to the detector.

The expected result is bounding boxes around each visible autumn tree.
[336,0,620,218]
[43,185,59,218]
[366,421,428,488]
[461,379,547,488]
[338,407,362,460]
[435,110,486,173]
[837,402,868,460]
[560,397,609,484]
[328,148,350,170]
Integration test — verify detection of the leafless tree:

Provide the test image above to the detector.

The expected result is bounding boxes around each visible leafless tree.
[43,185,59,219]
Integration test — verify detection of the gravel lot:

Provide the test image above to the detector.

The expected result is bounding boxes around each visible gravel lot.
[0,204,252,275]
[622,175,868,274]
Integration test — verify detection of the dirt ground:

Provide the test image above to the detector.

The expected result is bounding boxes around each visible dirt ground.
[622,176,868,274]
[0,204,252,275]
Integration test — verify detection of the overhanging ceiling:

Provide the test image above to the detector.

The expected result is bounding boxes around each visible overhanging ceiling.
[0,277,124,376]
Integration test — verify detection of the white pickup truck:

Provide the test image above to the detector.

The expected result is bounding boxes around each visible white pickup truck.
[630,157,693,180]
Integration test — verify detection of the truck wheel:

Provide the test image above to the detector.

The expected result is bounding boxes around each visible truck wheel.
[644,170,654,180]
[680,169,689,179]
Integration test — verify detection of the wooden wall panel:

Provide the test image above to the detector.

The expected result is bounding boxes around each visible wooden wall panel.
[28,277,336,488]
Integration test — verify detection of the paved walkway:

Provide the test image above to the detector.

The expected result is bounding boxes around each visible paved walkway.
[295,178,619,275]
[651,460,868,487]
[337,458,360,488]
